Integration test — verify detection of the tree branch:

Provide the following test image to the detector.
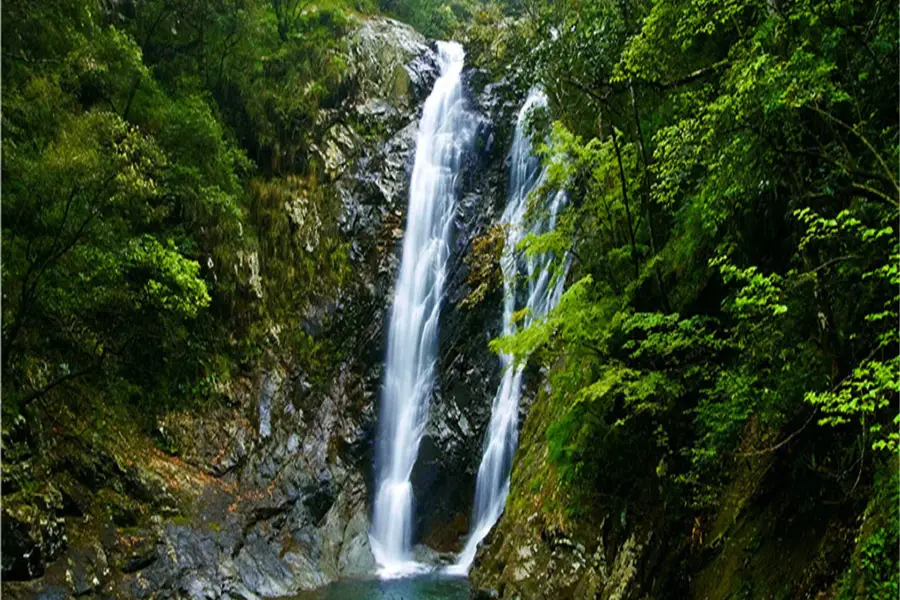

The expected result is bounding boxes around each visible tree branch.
[736,407,818,456]
[646,59,730,91]
[562,59,729,103]
[20,359,104,408]
[808,104,899,197]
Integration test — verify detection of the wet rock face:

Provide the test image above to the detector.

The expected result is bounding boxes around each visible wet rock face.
[4,19,517,598]
[471,518,651,600]
[158,406,253,477]
[84,364,380,600]
[325,17,519,556]
[2,17,438,599]
[410,68,526,551]
[348,17,437,112]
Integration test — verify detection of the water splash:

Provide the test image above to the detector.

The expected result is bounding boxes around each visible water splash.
[370,41,474,579]
[449,89,569,574]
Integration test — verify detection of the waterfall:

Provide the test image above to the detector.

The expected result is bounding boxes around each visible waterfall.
[449,89,568,574]
[370,41,473,578]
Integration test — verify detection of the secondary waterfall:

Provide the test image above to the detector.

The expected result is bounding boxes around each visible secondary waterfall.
[449,89,568,573]
[371,41,473,578]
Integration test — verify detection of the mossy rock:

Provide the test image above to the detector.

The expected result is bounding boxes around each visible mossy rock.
[1,494,66,581]
[106,527,160,574]
[95,488,144,528]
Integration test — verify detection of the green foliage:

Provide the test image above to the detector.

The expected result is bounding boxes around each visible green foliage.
[125,236,211,317]
[245,174,350,347]
[839,465,900,599]
[2,0,365,423]
[379,0,479,38]
[474,0,898,534]
[851,525,900,599]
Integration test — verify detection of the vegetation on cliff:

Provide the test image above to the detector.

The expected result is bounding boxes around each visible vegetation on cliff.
[2,0,374,584]
[462,0,897,595]
[1,0,369,426]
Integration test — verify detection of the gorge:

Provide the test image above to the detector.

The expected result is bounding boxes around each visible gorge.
[3,1,896,599]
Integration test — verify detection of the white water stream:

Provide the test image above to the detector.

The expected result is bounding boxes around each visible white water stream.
[370,41,474,579]
[449,89,568,574]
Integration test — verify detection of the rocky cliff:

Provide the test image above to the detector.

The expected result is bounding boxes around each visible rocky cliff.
[2,17,518,599]
[469,380,885,600]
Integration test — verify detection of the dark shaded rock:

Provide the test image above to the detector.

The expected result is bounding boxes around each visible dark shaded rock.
[1,512,48,580]
[1,503,66,581]
[108,528,159,574]
[67,545,107,596]
[423,511,469,553]
[36,586,69,600]
[121,545,158,574]
[157,408,254,477]
[97,488,142,528]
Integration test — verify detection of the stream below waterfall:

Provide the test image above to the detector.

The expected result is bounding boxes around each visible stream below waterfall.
[287,575,470,599]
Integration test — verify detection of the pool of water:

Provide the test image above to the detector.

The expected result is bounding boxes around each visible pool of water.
[288,574,471,599]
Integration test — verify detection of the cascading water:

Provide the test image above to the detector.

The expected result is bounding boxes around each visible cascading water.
[370,41,473,578]
[449,89,569,574]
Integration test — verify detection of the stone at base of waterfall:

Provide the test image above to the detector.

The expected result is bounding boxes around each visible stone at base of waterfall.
[336,517,376,577]
[283,553,331,590]
[317,473,377,579]
[411,544,456,567]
